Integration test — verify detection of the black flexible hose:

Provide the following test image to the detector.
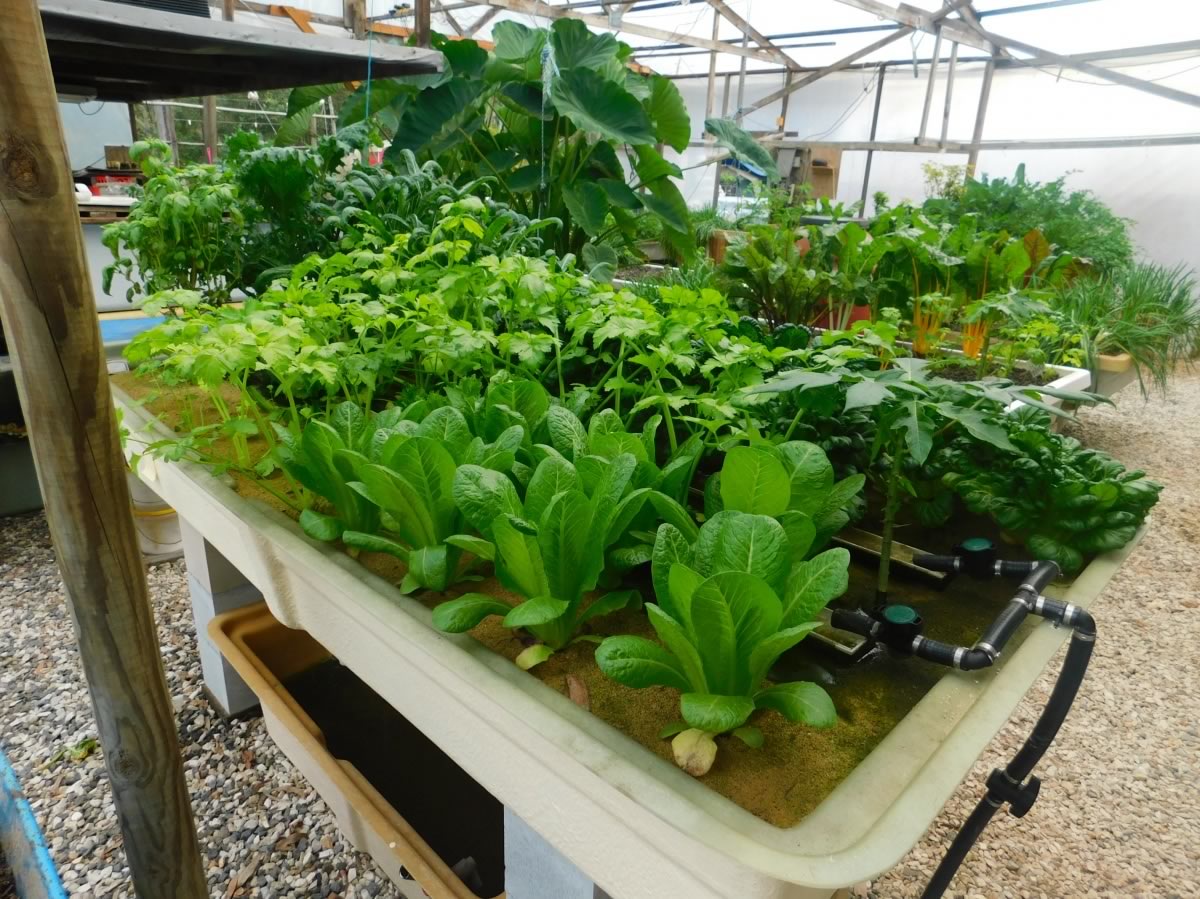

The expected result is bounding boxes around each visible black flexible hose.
[921,604,1097,899]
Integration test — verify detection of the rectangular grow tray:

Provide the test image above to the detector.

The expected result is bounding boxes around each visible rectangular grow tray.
[116,383,1144,899]
[208,602,504,899]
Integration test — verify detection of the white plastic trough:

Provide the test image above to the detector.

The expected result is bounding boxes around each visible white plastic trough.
[113,383,1142,899]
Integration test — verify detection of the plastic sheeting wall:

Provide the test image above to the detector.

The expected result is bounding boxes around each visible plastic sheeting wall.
[670,58,1200,271]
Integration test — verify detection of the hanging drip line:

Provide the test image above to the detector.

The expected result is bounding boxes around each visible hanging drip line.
[363,24,377,155]
[539,40,559,218]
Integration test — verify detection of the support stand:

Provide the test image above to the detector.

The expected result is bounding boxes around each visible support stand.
[181,520,262,716]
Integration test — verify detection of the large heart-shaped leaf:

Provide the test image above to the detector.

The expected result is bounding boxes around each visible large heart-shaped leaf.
[643,75,691,153]
[551,18,620,71]
[552,68,655,145]
[704,117,779,182]
[641,178,690,236]
[563,181,609,237]
[493,20,547,64]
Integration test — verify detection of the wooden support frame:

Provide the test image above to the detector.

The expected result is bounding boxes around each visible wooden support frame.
[469,0,784,64]
[415,0,432,46]
[0,2,207,896]
[835,0,1200,109]
[735,0,975,121]
[705,0,800,70]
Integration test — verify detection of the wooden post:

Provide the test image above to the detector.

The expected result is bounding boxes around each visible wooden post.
[346,0,368,39]
[152,102,179,162]
[0,4,208,898]
[859,64,887,213]
[415,0,432,48]
[966,56,996,177]
[201,96,218,162]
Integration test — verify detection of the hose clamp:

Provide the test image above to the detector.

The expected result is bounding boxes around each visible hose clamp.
[952,646,965,669]
[1063,603,1078,626]
[974,641,999,662]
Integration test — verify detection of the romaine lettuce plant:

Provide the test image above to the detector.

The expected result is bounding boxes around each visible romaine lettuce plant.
[596,566,840,776]
[431,448,693,669]
[279,401,522,593]
[704,441,866,553]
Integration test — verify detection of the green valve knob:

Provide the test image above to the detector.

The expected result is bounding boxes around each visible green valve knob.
[883,604,919,625]
[961,537,993,552]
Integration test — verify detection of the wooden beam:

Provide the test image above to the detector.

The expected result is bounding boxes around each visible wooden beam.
[830,0,990,52]
[465,6,500,37]
[345,0,367,39]
[277,4,315,32]
[0,4,208,898]
[202,96,218,161]
[472,0,783,65]
[735,28,912,120]
[736,0,975,120]
[433,0,464,37]
[966,55,995,174]
[705,0,800,70]
[979,27,1200,110]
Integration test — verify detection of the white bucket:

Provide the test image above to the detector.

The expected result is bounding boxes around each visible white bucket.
[127,471,183,562]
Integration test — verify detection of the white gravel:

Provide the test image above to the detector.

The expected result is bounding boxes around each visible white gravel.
[0,526,401,899]
[1,369,1197,899]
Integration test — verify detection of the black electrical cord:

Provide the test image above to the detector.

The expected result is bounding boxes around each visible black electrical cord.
[830,546,1097,899]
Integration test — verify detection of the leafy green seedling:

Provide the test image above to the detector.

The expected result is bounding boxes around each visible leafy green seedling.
[596,567,839,775]
[433,452,655,669]
[706,440,866,554]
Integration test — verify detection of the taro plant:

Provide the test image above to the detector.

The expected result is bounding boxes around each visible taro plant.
[284,23,775,259]
[596,553,845,775]
[432,450,692,668]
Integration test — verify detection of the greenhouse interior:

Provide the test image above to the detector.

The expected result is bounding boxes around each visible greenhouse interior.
[1,0,1198,897]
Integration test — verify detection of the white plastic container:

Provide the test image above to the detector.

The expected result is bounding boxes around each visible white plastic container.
[127,468,183,561]
[114,384,1143,899]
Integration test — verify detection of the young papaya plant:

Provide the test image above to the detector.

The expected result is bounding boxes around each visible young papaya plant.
[596,566,840,776]
[432,450,681,669]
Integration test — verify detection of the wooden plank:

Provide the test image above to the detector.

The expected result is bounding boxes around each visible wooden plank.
[0,3,207,897]
[465,6,499,37]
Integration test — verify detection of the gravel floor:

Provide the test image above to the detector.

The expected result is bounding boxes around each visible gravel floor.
[0,370,1196,899]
